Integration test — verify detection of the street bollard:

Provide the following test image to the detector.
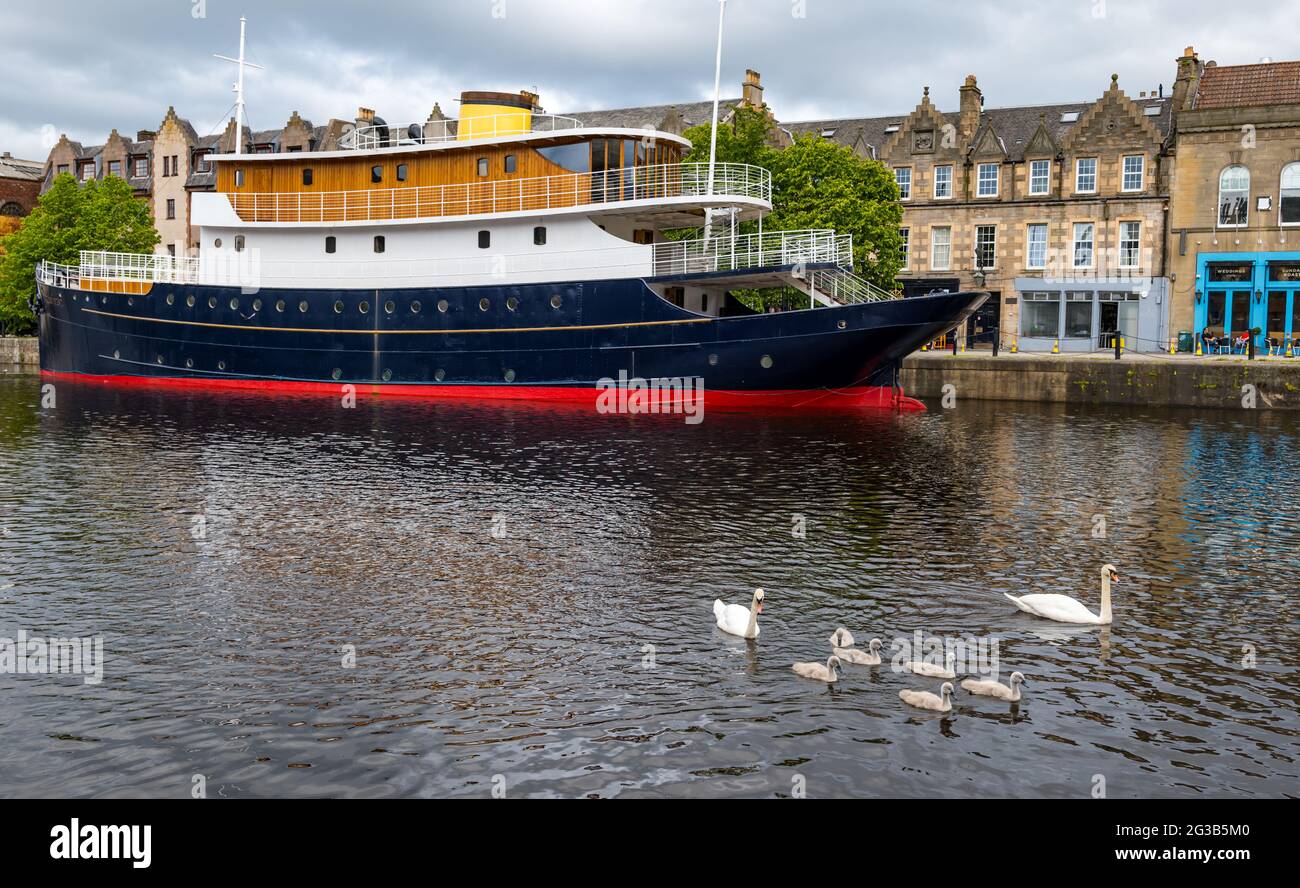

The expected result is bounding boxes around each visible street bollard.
[951,334,957,356]
[1114,335,1121,360]
[1248,335,1255,361]
[993,332,1000,357]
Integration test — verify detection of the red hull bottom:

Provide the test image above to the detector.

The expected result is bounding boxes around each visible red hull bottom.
[38,370,926,412]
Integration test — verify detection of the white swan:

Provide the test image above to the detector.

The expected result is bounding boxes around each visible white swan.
[793,655,842,683]
[835,637,882,666]
[1005,564,1118,625]
[713,588,764,639]
[829,627,855,648]
[961,671,1025,701]
[899,682,954,712]
[903,651,955,679]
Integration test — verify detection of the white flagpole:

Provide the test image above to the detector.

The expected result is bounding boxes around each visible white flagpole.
[215,16,265,156]
[704,0,727,248]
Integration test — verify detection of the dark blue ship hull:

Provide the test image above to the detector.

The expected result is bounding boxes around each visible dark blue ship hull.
[37,269,986,407]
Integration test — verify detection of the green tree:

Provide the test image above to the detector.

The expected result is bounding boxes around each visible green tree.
[681,104,775,169]
[0,172,158,334]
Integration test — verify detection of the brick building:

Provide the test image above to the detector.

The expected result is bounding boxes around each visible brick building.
[788,71,1178,351]
[0,152,44,216]
[1165,50,1300,353]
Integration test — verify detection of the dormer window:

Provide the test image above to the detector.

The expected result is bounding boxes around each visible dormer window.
[976,162,999,197]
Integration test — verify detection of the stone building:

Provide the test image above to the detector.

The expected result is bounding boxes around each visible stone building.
[1165,51,1300,353]
[0,152,45,216]
[787,72,1178,351]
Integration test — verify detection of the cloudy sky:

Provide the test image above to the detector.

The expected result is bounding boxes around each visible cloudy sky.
[3,0,1298,160]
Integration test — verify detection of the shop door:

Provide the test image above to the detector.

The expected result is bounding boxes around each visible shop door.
[1099,302,1118,348]
[965,292,1001,348]
[1266,291,1289,352]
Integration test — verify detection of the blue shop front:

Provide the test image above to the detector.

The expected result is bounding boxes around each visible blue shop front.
[1195,252,1300,353]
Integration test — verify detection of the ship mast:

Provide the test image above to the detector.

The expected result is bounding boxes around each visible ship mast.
[214,16,265,156]
[704,0,727,248]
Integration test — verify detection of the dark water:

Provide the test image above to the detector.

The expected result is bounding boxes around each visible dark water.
[0,374,1296,799]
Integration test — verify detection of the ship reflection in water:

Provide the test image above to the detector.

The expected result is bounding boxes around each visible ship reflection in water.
[0,377,1296,798]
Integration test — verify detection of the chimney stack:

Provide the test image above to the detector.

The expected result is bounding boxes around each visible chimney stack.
[1172,46,1202,111]
[959,74,982,143]
[742,69,765,110]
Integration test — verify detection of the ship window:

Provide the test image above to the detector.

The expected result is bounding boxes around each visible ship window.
[437,299,449,313]
[229,297,240,310]
[410,300,421,313]
[504,154,517,173]
[331,368,341,380]
[217,361,226,371]
[382,369,392,381]
[234,235,245,252]
[550,294,562,309]
[359,300,370,314]
[537,143,590,172]
[374,235,385,253]
[186,295,196,307]
[234,169,244,187]
[275,299,285,312]
[299,300,309,313]
[507,296,519,311]
[302,168,313,186]
[208,296,218,308]
[478,230,490,249]
[397,163,408,182]
[325,236,336,253]
[333,300,344,314]
[434,369,446,381]
[252,298,262,311]
[214,238,222,248]
[533,226,547,245]
[477,157,488,177]
[371,165,383,183]
[479,298,490,311]
[384,300,395,314]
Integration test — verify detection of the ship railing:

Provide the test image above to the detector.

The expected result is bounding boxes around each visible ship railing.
[806,266,899,304]
[79,251,201,284]
[649,229,853,277]
[352,113,586,149]
[226,162,772,223]
[35,259,79,288]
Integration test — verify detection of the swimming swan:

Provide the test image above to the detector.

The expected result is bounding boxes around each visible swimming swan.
[899,682,954,712]
[835,637,883,665]
[903,651,956,679]
[793,655,842,682]
[961,671,1025,701]
[714,588,764,639]
[829,627,855,648]
[1005,564,1118,625]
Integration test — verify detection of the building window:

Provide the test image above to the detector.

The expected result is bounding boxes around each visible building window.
[194,152,210,172]
[1119,221,1141,268]
[1121,155,1144,191]
[899,228,910,268]
[504,154,517,174]
[1072,222,1094,267]
[396,163,408,182]
[133,157,147,177]
[234,235,245,252]
[1021,293,1061,338]
[371,165,383,184]
[930,226,952,270]
[107,160,121,178]
[234,169,244,188]
[302,168,313,186]
[894,167,911,200]
[1029,159,1050,195]
[80,163,94,181]
[57,164,69,175]
[975,225,996,268]
[976,163,999,197]
[477,158,489,177]
[533,226,547,245]
[1075,157,1097,193]
[478,230,490,249]
[171,155,178,175]
[1218,165,1249,227]
[325,236,336,254]
[933,165,953,199]
[1064,292,1093,338]
[166,199,175,220]
[1026,223,1048,269]
[373,235,385,253]
[1282,163,1300,225]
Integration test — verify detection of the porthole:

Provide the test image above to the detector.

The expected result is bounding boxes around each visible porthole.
[384,300,395,314]
[185,358,193,368]
[358,300,370,314]
[186,295,196,307]
[127,297,135,306]
[101,296,108,305]
[276,299,285,312]
[298,300,309,313]
[506,296,519,311]
[214,238,222,248]
[837,319,847,329]
[166,294,174,305]
[434,369,446,382]
[331,368,342,380]
[208,296,218,309]
[217,360,226,371]
[333,299,344,314]
[229,297,239,310]
[478,298,490,312]
[381,369,393,382]
[504,369,516,382]
[708,354,719,366]
[437,299,449,313]
[156,355,164,364]
[550,294,562,309]
[410,300,421,313]
[112,350,120,360]
[760,354,774,369]
[252,298,262,312]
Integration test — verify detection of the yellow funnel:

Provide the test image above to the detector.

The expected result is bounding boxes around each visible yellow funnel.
[458,90,539,141]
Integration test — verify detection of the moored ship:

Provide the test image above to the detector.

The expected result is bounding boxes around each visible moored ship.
[35,78,986,410]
